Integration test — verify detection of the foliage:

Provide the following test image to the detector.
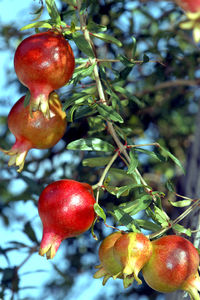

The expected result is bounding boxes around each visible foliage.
[0,0,200,299]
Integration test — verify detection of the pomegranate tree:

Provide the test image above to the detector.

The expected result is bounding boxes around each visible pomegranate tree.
[0,92,67,172]
[142,235,200,299]
[38,180,96,259]
[14,30,75,117]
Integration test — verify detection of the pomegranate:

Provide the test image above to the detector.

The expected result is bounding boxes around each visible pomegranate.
[94,231,152,287]
[38,180,96,259]
[175,0,200,13]
[113,232,153,285]
[142,235,200,299]
[93,232,124,285]
[14,30,75,117]
[0,92,67,172]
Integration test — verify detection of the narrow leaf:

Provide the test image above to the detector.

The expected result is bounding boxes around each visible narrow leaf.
[72,32,94,57]
[67,138,115,152]
[91,33,122,47]
[172,224,192,236]
[21,20,52,31]
[94,203,106,222]
[159,145,185,173]
[127,150,138,174]
[82,156,112,167]
[45,0,61,24]
[97,104,124,123]
[169,199,192,207]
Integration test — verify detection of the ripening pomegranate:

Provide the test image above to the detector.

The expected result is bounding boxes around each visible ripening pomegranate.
[142,235,200,299]
[0,92,67,172]
[38,180,96,259]
[94,231,152,288]
[93,232,124,285]
[14,30,75,117]
[175,0,200,13]
[113,232,153,285]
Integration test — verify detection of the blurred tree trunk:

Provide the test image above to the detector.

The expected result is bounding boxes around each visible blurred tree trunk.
[165,102,200,300]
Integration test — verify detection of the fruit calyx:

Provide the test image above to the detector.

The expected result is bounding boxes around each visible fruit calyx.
[0,92,67,172]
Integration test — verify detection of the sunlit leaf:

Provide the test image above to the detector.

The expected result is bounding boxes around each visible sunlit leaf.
[67,138,115,152]
[94,203,106,222]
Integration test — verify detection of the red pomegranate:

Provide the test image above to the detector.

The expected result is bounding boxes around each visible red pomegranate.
[93,231,124,285]
[113,232,153,285]
[0,92,67,172]
[142,235,200,298]
[14,30,75,117]
[175,0,200,13]
[38,180,96,259]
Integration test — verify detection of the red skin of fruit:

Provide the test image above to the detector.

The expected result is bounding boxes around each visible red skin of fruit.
[38,179,96,259]
[142,235,200,296]
[175,0,200,13]
[113,232,153,285]
[14,30,75,117]
[0,92,67,172]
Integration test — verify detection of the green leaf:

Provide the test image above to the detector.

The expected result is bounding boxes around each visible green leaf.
[118,55,134,67]
[31,5,44,21]
[120,195,152,215]
[136,219,161,232]
[143,54,150,63]
[45,0,61,24]
[24,221,38,243]
[21,20,53,31]
[132,36,137,58]
[94,203,106,222]
[172,224,192,236]
[111,207,139,230]
[82,156,112,167]
[91,33,122,47]
[127,150,138,174]
[72,32,95,57]
[134,147,166,162]
[169,199,192,207]
[67,138,115,152]
[108,168,134,181]
[23,91,31,107]
[87,21,107,33]
[97,104,124,123]
[165,180,175,192]
[129,95,144,108]
[154,206,170,227]
[159,145,185,173]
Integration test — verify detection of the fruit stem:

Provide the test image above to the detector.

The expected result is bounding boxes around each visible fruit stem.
[94,152,118,203]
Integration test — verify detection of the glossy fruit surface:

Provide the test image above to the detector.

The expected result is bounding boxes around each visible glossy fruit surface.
[38,180,96,259]
[0,92,66,172]
[175,0,200,13]
[113,232,153,285]
[93,232,123,285]
[142,235,200,299]
[14,30,75,117]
